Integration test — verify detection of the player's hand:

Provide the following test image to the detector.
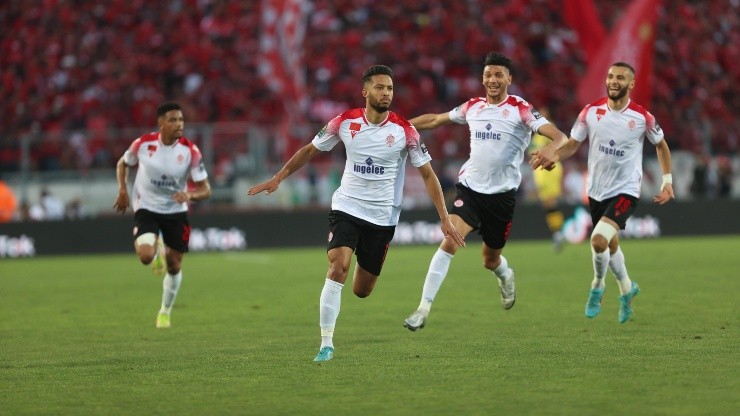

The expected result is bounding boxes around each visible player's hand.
[113,191,129,214]
[172,191,192,203]
[247,177,281,195]
[529,150,557,171]
[653,184,674,205]
[441,217,466,247]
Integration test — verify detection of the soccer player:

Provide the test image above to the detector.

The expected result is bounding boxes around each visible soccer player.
[113,102,212,329]
[528,107,566,252]
[530,62,674,323]
[403,52,568,331]
[247,65,465,362]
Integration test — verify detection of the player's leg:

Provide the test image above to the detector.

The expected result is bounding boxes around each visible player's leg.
[478,190,516,310]
[133,209,160,266]
[314,211,357,361]
[404,214,474,330]
[597,195,641,323]
[151,232,166,276]
[405,185,479,330]
[155,213,190,328]
[351,220,395,298]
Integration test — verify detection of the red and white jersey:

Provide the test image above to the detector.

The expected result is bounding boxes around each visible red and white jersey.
[570,98,664,201]
[122,132,208,214]
[450,95,550,194]
[312,108,431,226]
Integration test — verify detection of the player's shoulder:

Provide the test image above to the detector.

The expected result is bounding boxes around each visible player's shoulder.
[130,132,159,151]
[581,97,609,113]
[625,100,651,118]
[387,111,412,127]
[177,136,202,153]
[335,108,365,122]
[137,132,160,142]
[503,94,531,107]
[457,97,486,112]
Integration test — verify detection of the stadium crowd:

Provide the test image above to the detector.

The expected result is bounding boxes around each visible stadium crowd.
[0,0,736,174]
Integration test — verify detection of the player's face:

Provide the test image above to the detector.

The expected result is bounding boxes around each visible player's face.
[605,66,634,101]
[158,110,184,141]
[363,75,393,113]
[482,65,511,102]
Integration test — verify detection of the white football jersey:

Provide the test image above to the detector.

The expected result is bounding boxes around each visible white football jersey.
[122,132,208,214]
[312,108,431,226]
[570,98,664,201]
[450,95,550,194]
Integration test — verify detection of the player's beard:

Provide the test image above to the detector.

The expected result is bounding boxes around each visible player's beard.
[607,84,629,101]
[368,96,391,113]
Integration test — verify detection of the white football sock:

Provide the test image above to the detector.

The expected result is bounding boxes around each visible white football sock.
[418,248,454,313]
[591,247,609,289]
[493,255,513,281]
[319,278,343,348]
[159,271,182,315]
[609,247,633,295]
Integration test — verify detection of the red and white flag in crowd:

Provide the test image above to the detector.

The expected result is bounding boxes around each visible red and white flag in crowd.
[576,0,661,107]
[563,0,607,64]
[258,0,310,121]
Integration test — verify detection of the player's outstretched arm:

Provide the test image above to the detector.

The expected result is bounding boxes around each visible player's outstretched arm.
[248,143,322,196]
[113,156,130,214]
[531,137,581,171]
[417,163,466,247]
[409,113,452,131]
[653,139,674,204]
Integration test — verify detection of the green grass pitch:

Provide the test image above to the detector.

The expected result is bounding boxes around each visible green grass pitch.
[1,236,737,415]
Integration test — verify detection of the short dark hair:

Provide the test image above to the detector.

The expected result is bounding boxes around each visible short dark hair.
[483,52,513,74]
[156,102,182,118]
[362,65,393,85]
[611,62,636,76]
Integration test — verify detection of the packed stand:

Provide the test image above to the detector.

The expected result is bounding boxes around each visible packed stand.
[0,0,736,174]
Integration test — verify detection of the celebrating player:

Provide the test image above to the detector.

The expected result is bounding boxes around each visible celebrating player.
[114,102,212,329]
[403,52,568,331]
[248,65,465,362]
[530,62,674,323]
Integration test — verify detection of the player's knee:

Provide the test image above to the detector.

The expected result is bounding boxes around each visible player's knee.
[591,221,617,253]
[353,287,372,298]
[327,263,349,281]
[138,254,155,265]
[482,255,501,271]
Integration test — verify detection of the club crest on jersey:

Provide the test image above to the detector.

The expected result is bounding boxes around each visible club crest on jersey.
[596,108,606,121]
[386,134,395,147]
[454,199,464,208]
[628,120,636,131]
[147,144,157,157]
[177,154,185,164]
[502,109,510,118]
[349,122,361,138]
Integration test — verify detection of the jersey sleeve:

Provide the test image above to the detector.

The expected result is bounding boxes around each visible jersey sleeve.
[189,144,208,182]
[570,105,590,142]
[644,111,665,145]
[122,138,142,166]
[448,99,477,125]
[405,125,432,167]
[311,115,342,151]
[521,104,550,133]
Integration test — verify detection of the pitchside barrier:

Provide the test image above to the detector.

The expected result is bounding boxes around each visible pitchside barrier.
[0,199,737,258]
